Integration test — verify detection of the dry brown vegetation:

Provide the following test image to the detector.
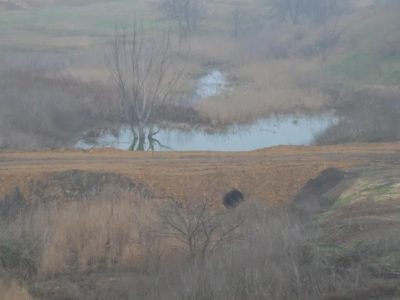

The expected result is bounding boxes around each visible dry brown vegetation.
[2,189,243,276]
[0,71,119,150]
[198,59,332,125]
[0,280,33,300]
[0,1,342,139]
[0,70,205,150]
[2,143,399,204]
[0,0,398,148]
[6,189,160,275]
[1,162,400,299]
[315,86,400,144]
[0,1,399,298]
[0,144,399,299]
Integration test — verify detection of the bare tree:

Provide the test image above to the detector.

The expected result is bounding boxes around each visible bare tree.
[107,23,181,150]
[159,0,206,38]
[159,197,243,261]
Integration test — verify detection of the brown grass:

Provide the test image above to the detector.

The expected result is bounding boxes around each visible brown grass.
[1,156,400,299]
[3,188,239,276]
[198,59,331,124]
[14,189,161,274]
[314,86,400,144]
[1,143,398,205]
[0,280,33,300]
[0,71,120,150]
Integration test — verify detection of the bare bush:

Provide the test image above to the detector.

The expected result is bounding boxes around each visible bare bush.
[147,200,378,300]
[158,197,243,261]
[0,71,119,150]
[315,86,400,144]
[1,195,397,299]
[148,202,324,299]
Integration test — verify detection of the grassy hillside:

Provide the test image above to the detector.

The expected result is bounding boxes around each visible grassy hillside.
[0,0,154,49]
[1,1,398,85]
[325,8,400,87]
[0,0,399,148]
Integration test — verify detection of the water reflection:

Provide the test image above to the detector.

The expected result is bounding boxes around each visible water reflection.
[76,114,338,151]
[76,70,337,151]
[112,128,173,151]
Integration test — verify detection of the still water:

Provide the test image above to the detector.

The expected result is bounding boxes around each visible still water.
[77,114,337,151]
[76,70,337,151]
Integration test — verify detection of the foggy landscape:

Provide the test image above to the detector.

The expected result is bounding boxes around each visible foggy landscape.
[0,0,399,299]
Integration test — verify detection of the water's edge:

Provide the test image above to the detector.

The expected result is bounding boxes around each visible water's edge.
[76,70,338,151]
[77,114,338,151]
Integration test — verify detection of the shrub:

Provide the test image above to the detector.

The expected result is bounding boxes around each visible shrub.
[315,86,400,144]
[0,71,119,150]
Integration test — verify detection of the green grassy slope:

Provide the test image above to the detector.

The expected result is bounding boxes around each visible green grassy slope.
[0,0,161,37]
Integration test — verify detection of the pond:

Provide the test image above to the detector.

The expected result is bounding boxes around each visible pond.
[76,70,337,151]
[76,114,338,151]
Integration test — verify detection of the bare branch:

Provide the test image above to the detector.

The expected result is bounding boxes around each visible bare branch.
[158,197,242,261]
[107,21,182,150]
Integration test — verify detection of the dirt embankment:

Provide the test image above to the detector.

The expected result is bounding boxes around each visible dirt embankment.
[0,143,399,205]
[309,165,400,299]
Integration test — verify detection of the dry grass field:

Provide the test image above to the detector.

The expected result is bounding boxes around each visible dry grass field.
[1,143,400,299]
[1,143,399,205]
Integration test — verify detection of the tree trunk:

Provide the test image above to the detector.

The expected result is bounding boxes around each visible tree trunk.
[137,125,146,151]
[137,135,146,151]
[129,136,138,151]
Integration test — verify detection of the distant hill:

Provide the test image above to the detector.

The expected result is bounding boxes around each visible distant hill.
[325,6,400,87]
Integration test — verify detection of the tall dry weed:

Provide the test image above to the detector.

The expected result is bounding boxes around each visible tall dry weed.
[10,188,161,275]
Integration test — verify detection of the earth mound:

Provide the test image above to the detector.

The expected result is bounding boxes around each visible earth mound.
[27,170,151,203]
[0,170,151,218]
[291,167,353,216]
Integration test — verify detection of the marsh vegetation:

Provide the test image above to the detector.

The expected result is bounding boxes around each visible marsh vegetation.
[0,0,399,150]
[1,2,400,299]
